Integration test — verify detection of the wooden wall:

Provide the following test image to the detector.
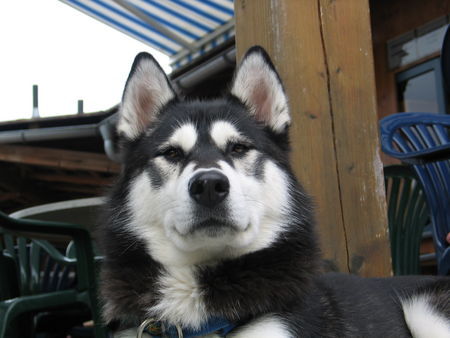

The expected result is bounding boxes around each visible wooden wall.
[371,0,450,120]
[235,0,391,277]
[370,0,450,164]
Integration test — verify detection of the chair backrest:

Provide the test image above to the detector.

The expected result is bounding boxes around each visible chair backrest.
[0,211,108,337]
[0,229,77,297]
[384,165,429,275]
[380,112,450,275]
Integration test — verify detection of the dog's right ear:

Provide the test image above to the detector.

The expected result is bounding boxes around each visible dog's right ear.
[117,52,176,140]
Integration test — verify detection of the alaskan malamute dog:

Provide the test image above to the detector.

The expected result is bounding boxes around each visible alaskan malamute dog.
[99,47,449,337]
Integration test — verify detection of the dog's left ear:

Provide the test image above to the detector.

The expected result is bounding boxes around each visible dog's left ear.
[230,46,290,133]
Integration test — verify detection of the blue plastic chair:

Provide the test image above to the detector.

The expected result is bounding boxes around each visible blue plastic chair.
[380,112,450,275]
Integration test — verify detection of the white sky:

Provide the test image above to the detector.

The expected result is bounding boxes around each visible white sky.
[0,0,171,122]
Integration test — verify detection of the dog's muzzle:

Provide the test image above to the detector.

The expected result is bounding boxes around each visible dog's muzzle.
[188,171,229,208]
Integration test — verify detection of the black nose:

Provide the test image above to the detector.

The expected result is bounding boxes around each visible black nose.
[189,171,230,208]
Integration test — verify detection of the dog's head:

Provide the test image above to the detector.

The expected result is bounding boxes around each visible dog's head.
[113,47,306,266]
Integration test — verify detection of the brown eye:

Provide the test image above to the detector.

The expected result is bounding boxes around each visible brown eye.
[162,147,183,160]
[231,143,249,155]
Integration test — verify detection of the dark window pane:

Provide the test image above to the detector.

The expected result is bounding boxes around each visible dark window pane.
[398,70,439,112]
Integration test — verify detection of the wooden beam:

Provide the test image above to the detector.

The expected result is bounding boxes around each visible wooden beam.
[0,145,120,174]
[30,173,113,186]
[0,165,22,192]
[49,184,103,195]
[235,0,391,276]
[0,192,21,202]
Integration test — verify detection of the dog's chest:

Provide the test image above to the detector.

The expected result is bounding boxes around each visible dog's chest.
[150,267,208,329]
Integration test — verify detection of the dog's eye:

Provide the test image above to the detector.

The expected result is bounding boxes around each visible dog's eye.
[162,147,183,160]
[230,143,249,155]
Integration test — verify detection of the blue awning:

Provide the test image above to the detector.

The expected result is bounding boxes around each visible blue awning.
[60,0,235,69]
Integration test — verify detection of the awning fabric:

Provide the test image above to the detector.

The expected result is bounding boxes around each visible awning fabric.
[60,0,235,69]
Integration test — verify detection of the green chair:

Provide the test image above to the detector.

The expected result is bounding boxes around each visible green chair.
[0,211,107,337]
[384,165,429,275]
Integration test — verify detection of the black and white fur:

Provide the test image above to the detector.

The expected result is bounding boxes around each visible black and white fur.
[98,47,450,337]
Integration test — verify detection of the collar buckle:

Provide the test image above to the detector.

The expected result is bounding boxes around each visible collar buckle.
[137,318,183,338]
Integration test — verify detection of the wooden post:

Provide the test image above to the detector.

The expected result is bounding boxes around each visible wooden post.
[235,0,391,276]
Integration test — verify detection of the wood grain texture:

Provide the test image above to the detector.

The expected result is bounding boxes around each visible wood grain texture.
[235,0,391,276]
[319,0,391,276]
[0,145,120,173]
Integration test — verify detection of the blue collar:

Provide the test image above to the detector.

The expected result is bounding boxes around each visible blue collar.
[143,317,237,338]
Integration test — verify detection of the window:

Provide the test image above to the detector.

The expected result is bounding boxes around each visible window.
[396,58,447,113]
